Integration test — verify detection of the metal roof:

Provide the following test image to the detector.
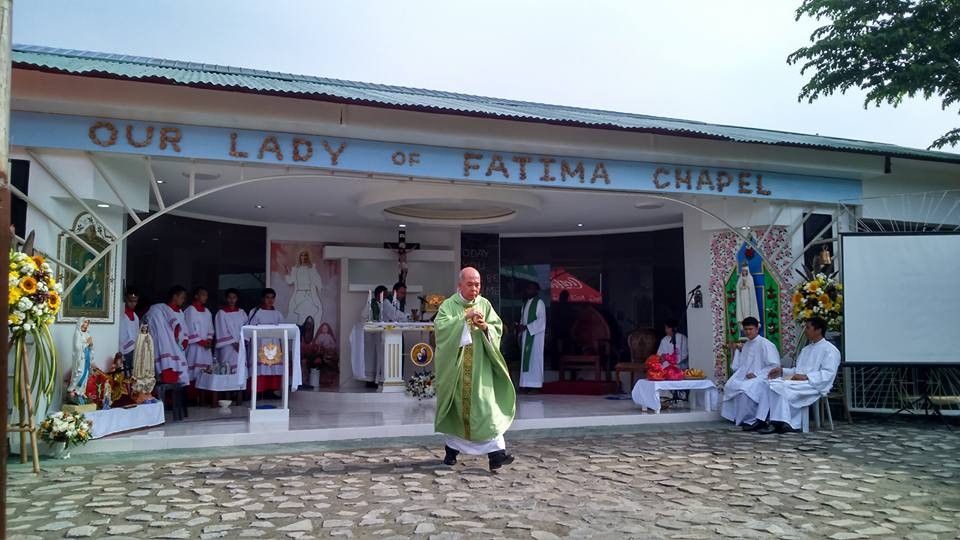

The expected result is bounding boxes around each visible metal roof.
[12,44,960,165]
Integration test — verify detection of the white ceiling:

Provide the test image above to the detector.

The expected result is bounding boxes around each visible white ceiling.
[145,157,683,234]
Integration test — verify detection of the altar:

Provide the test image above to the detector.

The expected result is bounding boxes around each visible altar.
[363,322,434,392]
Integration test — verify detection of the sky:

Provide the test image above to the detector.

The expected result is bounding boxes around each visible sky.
[12,0,959,154]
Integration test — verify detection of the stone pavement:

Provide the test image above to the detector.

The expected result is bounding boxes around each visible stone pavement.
[6,420,959,539]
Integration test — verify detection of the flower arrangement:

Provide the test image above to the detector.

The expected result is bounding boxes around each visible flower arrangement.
[405,371,436,400]
[791,272,843,331]
[644,355,666,380]
[9,250,63,412]
[38,411,93,448]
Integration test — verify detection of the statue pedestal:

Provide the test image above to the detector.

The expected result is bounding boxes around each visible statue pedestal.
[62,403,97,414]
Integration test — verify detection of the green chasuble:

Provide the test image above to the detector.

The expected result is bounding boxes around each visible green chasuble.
[434,293,516,442]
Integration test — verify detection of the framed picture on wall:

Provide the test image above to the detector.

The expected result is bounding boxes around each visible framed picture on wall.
[58,212,115,323]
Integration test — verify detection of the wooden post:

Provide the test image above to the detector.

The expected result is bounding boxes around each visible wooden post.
[0,0,16,535]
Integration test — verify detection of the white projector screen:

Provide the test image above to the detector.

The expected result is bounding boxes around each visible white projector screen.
[842,233,960,365]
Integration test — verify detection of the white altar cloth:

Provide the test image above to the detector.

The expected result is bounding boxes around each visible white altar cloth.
[86,401,165,439]
[631,379,719,413]
[196,372,245,391]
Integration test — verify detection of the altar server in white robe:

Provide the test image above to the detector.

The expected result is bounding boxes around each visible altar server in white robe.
[246,288,286,394]
[145,286,190,385]
[518,281,546,390]
[656,319,688,369]
[756,317,840,434]
[119,288,140,376]
[214,288,246,376]
[184,287,215,381]
[722,316,781,429]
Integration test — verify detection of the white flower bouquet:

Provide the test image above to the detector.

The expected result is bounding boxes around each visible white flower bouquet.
[38,411,93,448]
[405,371,436,400]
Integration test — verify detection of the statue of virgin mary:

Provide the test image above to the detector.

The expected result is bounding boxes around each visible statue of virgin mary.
[66,318,93,404]
[735,263,761,325]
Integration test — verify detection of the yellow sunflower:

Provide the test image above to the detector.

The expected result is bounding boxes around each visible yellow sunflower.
[19,276,38,294]
[47,292,61,311]
[31,255,45,268]
[791,292,803,306]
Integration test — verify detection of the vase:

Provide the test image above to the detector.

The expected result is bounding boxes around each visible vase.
[49,441,71,460]
[309,369,321,389]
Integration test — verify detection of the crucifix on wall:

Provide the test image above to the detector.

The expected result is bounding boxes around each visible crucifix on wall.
[384,228,420,285]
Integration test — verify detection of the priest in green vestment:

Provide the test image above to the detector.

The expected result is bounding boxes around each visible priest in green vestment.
[435,267,517,471]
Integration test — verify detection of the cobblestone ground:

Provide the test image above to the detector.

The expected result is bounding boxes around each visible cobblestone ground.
[6,421,960,540]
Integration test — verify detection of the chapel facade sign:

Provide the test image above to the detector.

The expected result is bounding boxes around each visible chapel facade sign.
[12,112,861,204]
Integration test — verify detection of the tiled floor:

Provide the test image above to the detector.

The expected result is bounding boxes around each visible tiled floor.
[76,390,719,453]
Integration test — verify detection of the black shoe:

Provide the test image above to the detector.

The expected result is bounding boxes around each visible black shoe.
[443,446,459,466]
[488,450,515,471]
[776,423,799,434]
[365,381,379,389]
[757,423,779,435]
[741,421,764,432]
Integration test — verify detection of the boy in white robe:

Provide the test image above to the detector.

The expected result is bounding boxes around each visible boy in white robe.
[145,286,190,385]
[757,317,841,434]
[184,287,215,381]
[656,319,688,369]
[246,288,286,396]
[518,282,546,391]
[118,288,140,376]
[722,316,781,428]
[214,288,246,376]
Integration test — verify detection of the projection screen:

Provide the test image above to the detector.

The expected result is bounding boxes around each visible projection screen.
[841,232,960,365]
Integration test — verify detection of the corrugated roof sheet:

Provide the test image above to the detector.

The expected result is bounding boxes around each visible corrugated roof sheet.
[12,44,960,164]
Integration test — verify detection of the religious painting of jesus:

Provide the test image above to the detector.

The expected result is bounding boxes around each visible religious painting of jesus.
[269,241,341,386]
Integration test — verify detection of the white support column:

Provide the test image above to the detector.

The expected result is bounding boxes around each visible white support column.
[381,328,405,392]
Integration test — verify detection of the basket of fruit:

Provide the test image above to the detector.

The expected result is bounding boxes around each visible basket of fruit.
[683,368,705,380]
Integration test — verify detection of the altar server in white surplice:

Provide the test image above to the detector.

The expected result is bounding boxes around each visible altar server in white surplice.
[145,286,190,385]
[214,288,247,376]
[119,288,140,376]
[518,282,546,390]
[756,317,840,434]
[722,316,781,429]
[246,288,286,394]
[184,287,215,381]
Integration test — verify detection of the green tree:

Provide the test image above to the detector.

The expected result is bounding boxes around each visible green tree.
[788,0,960,149]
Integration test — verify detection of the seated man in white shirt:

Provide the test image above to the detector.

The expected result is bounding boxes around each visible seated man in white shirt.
[756,316,841,434]
[721,316,781,429]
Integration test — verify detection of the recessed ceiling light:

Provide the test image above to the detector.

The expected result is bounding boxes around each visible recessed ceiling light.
[255,204,265,209]
[182,172,221,181]
[740,226,751,230]
[156,179,165,184]
[96,203,110,208]
[634,201,664,210]
[577,223,584,227]
[399,224,407,228]
[151,237,159,241]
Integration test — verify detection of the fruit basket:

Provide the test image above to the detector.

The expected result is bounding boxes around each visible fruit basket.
[683,368,706,380]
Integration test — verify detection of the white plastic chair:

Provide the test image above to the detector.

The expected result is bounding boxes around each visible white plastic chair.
[800,395,834,433]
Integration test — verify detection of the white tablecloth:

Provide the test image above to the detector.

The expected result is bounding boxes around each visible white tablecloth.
[196,372,245,391]
[236,324,302,390]
[631,379,719,413]
[86,401,165,439]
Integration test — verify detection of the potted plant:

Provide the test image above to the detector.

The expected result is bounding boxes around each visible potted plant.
[38,411,93,459]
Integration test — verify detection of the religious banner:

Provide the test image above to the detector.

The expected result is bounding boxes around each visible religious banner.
[460,233,500,313]
[269,241,340,386]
